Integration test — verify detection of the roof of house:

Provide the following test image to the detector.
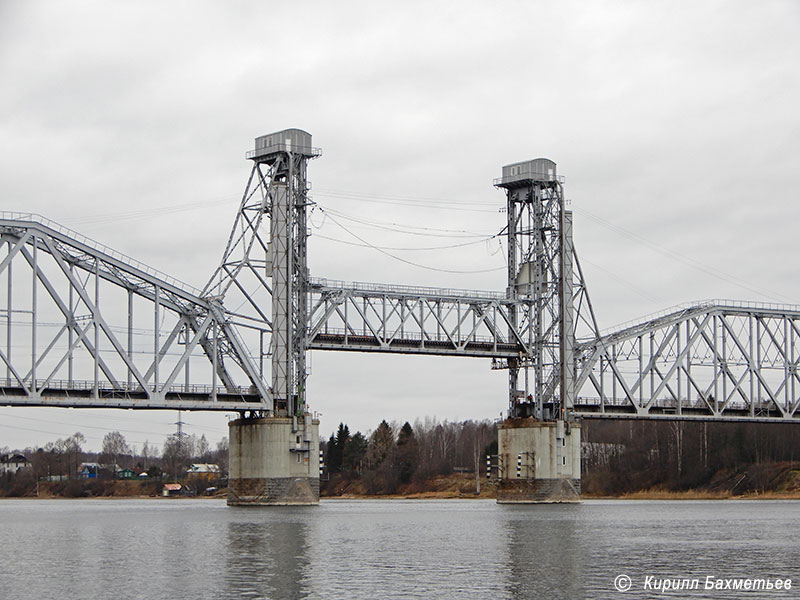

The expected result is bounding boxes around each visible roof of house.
[187,463,220,473]
[1,453,29,464]
[163,483,182,491]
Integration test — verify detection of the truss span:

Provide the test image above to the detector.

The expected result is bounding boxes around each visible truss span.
[0,214,269,411]
[2,213,800,423]
[574,301,800,422]
[307,278,526,358]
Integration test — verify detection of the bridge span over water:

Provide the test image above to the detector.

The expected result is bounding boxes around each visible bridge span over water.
[3,129,799,503]
[1,212,797,423]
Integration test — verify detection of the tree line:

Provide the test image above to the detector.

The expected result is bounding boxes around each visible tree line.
[321,418,497,495]
[582,419,800,495]
[0,430,229,497]
[8,417,800,498]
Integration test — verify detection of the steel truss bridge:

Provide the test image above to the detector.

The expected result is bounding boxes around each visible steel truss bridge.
[2,132,799,423]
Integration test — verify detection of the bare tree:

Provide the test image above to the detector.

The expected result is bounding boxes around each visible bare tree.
[101,431,130,470]
[215,437,229,477]
[64,433,86,479]
[367,420,393,468]
[195,434,211,462]
[162,434,190,480]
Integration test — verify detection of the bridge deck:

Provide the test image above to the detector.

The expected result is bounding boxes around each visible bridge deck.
[574,397,795,423]
[309,332,522,357]
[0,380,264,411]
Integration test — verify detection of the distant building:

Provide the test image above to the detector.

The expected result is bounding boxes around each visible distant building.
[186,463,220,479]
[162,483,182,497]
[78,462,101,478]
[0,453,29,474]
[118,468,136,479]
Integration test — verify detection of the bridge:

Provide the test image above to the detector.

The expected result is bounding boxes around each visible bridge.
[2,129,798,503]
[2,194,797,422]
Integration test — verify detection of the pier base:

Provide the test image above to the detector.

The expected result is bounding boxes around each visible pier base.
[497,418,581,504]
[227,415,320,506]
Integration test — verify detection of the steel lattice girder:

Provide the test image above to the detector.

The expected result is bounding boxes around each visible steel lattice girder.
[574,302,800,421]
[0,216,270,410]
[307,279,528,358]
[203,149,312,416]
[5,216,800,423]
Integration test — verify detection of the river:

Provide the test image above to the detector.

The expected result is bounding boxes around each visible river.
[1,498,798,599]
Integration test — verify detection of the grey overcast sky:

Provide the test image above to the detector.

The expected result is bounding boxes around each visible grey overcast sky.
[1,0,799,451]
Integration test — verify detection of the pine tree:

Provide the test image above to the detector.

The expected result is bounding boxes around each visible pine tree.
[394,422,418,483]
[327,423,350,474]
[343,432,368,473]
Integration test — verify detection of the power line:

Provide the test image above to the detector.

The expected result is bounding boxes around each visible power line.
[0,412,171,439]
[0,422,150,446]
[58,195,237,228]
[318,207,506,275]
[315,187,500,212]
[575,206,794,303]
[315,205,494,238]
[312,232,496,252]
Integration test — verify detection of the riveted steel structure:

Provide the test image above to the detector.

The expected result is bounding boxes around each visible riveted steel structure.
[307,278,526,358]
[574,300,800,421]
[205,129,320,417]
[493,160,599,421]
[0,214,267,410]
[0,131,798,429]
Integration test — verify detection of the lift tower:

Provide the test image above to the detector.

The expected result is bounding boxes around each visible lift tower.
[206,129,319,416]
[212,129,321,505]
[495,159,581,502]
[496,158,575,420]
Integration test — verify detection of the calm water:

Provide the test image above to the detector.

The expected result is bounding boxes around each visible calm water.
[1,498,799,599]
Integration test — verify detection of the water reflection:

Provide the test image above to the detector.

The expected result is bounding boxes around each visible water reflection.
[3,499,800,599]
[304,500,509,599]
[502,504,583,599]
[225,508,312,599]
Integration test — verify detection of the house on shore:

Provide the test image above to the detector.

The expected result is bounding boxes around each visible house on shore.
[78,462,101,478]
[186,463,221,480]
[162,483,183,497]
[0,453,29,474]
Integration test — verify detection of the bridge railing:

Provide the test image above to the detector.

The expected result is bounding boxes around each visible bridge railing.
[310,277,507,301]
[598,298,800,338]
[0,378,260,398]
[310,326,509,346]
[574,395,777,413]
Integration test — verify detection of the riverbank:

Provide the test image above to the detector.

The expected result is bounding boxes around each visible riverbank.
[6,462,800,500]
[322,462,800,500]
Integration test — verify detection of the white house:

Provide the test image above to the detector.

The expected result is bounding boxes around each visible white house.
[0,453,30,474]
[186,463,220,477]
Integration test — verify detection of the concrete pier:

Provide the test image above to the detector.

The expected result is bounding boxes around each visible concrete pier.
[497,418,581,503]
[227,415,320,506]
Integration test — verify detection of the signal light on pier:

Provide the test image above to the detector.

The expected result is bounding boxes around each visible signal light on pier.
[517,454,522,478]
[486,455,491,479]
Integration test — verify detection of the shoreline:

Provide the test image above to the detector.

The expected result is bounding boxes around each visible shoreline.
[4,490,800,500]
[6,492,800,504]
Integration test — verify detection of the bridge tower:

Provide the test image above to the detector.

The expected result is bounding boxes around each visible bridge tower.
[494,159,581,502]
[211,129,321,505]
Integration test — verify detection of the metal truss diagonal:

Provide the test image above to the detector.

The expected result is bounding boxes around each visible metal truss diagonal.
[574,301,800,422]
[307,279,524,358]
[0,214,271,411]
